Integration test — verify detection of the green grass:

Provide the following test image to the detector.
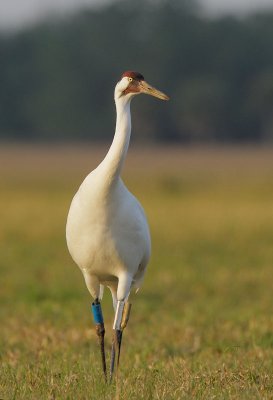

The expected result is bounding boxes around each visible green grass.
[0,145,273,399]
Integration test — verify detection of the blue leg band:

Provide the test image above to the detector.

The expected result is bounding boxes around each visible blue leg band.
[91,302,104,324]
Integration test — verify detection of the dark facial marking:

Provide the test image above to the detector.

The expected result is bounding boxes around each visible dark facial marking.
[122,80,141,95]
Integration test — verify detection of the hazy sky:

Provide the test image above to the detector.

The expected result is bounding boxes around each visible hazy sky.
[1,0,273,30]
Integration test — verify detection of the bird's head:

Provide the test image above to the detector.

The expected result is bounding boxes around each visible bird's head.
[115,71,169,101]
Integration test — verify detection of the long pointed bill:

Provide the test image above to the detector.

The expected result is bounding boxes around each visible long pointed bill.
[139,81,170,100]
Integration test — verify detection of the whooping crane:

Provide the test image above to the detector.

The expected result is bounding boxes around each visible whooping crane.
[66,71,169,381]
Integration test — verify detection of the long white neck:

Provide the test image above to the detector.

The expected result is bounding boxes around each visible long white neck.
[99,93,132,184]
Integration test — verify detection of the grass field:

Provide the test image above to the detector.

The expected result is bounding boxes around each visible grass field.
[0,144,273,399]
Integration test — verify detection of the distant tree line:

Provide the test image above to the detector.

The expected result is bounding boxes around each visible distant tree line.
[1,0,273,142]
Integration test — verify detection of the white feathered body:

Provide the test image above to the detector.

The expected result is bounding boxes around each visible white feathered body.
[66,92,151,304]
[65,78,159,303]
[66,171,151,292]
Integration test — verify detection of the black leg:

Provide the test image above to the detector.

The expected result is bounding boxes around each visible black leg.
[109,301,132,382]
[109,329,118,383]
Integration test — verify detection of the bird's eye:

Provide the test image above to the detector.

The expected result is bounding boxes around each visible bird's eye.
[128,77,133,82]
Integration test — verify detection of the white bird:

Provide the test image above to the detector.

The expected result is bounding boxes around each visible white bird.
[66,71,169,381]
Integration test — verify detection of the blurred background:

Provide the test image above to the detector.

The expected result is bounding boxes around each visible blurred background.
[1,1,273,397]
[1,0,273,143]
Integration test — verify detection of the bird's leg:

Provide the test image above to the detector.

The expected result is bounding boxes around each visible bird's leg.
[109,300,132,382]
[91,299,107,381]
[117,302,131,367]
[110,300,124,383]
[110,329,120,383]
